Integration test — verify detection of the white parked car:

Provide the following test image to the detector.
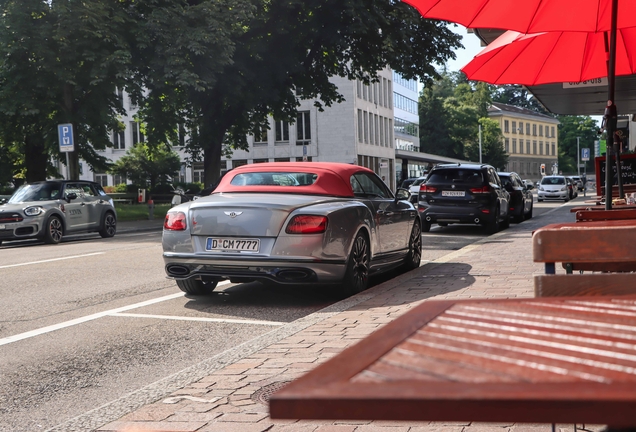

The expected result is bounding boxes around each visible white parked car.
[537,176,570,202]
[408,176,427,203]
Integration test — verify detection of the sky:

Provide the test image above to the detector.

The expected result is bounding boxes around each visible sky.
[444,25,484,73]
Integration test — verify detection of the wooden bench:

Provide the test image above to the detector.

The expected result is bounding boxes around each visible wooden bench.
[575,208,636,222]
[533,219,636,297]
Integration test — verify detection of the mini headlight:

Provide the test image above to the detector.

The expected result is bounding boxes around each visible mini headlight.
[24,206,43,216]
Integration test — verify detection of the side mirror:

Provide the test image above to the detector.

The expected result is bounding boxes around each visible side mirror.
[0,198,6,204]
[65,192,77,202]
[395,188,411,201]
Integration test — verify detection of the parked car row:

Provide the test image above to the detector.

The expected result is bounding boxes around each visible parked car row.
[414,163,535,234]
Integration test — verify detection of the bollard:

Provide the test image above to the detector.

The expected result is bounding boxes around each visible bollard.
[148,197,154,220]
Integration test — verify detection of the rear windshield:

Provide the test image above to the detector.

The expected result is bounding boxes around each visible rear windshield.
[427,169,484,186]
[541,177,565,185]
[230,172,317,186]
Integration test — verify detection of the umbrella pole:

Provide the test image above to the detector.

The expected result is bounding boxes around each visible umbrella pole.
[604,0,619,209]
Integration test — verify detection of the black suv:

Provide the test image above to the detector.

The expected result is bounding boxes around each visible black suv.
[417,163,510,234]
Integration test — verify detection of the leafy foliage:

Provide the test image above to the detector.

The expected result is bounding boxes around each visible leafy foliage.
[556,115,599,174]
[108,143,182,191]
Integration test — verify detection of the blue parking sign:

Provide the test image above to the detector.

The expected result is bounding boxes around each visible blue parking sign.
[581,148,590,161]
[58,123,74,152]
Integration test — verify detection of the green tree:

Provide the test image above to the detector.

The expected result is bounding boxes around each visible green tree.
[464,117,507,169]
[132,0,463,187]
[0,0,136,181]
[556,115,599,175]
[109,143,182,192]
[491,85,551,115]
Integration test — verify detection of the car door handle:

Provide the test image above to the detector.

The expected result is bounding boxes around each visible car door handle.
[377,210,393,216]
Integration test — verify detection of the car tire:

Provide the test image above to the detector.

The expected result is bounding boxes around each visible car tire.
[514,211,525,223]
[401,221,422,272]
[176,278,218,295]
[485,207,500,234]
[43,216,63,244]
[421,221,431,232]
[341,231,370,297]
[501,214,510,230]
[538,198,543,202]
[525,203,533,219]
[99,212,117,238]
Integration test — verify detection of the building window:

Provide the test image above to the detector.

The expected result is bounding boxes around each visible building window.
[357,110,363,143]
[253,123,268,145]
[113,130,125,150]
[552,142,556,156]
[519,139,524,154]
[369,113,375,145]
[533,140,537,154]
[113,174,126,186]
[539,125,543,136]
[533,124,537,136]
[526,123,531,135]
[526,140,531,154]
[131,121,145,146]
[274,158,291,162]
[296,111,311,145]
[295,156,313,162]
[551,126,555,138]
[505,138,510,152]
[192,162,204,184]
[178,123,186,148]
[393,93,418,114]
[116,88,124,106]
[539,141,543,155]
[363,112,369,144]
[519,122,524,134]
[357,80,362,99]
[275,120,289,142]
[94,174,108,187]
[512,121,517,133]
[512,139,517,153]
[504,120,510,133]
[253,158,268,163]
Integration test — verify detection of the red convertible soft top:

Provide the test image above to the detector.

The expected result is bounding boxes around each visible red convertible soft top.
[214,162,376,197]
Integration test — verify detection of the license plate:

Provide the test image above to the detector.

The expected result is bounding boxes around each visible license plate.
[206,237,260,252]
[0,224,4,230]
[441,190,465,197]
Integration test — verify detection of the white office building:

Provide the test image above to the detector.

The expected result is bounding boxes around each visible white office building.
[79,68,420,192]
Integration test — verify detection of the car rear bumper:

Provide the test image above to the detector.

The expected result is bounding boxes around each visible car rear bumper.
[418,205,494,225]
[163,253,347,285]
[538,191,568,199]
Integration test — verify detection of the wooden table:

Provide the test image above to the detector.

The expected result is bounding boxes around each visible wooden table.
[270,296,636,427]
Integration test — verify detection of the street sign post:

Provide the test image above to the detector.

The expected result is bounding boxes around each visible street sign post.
[58,123,74,179]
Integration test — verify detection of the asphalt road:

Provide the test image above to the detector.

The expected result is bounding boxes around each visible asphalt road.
[0,195,566,431]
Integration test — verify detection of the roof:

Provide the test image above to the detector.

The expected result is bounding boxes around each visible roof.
[433,163,491,170]
[488,102,559,122]
[214,162,376,198]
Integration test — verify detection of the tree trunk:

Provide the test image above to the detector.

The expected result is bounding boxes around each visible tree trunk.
[200,106,226,188]
[24,129,48,182]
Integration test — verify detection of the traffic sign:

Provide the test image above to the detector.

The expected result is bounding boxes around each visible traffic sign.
[58,124,74,152]
[581,148,590,161]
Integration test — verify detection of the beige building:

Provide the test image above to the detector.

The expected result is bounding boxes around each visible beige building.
[488,102,560,181]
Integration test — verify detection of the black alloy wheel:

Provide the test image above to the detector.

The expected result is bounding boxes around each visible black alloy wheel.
[176,278,219,295]
[44,216,63,244]
[99,212,117,238]
[341,232,370,297]
[402,221,422,272]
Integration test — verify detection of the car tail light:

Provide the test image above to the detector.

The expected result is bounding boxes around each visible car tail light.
[481,209,491,214]
[286,215,328,234]
[470,186,491,194]
[420,185,437,193]
[164,212,187,231]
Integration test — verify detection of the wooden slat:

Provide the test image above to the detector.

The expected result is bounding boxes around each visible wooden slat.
[576,209,636,222]
[536,274,636,297]
[533,220,636,263]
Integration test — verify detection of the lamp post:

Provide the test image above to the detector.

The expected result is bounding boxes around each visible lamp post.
[478,124,482,164]
[577,136,581,178]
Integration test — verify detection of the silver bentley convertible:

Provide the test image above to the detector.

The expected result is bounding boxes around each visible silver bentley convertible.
[162,162,421,296]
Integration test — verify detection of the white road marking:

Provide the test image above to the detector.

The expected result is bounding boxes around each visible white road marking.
[0,252,104,269]
[110,312,284,326]
[0,281,231,346]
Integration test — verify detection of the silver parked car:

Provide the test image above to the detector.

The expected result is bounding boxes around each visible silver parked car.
[0,180,117,245]
[162,162,422,297]
[537,175,570,202]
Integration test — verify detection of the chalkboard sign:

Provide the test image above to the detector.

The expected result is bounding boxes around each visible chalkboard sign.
[595,153,636,195]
